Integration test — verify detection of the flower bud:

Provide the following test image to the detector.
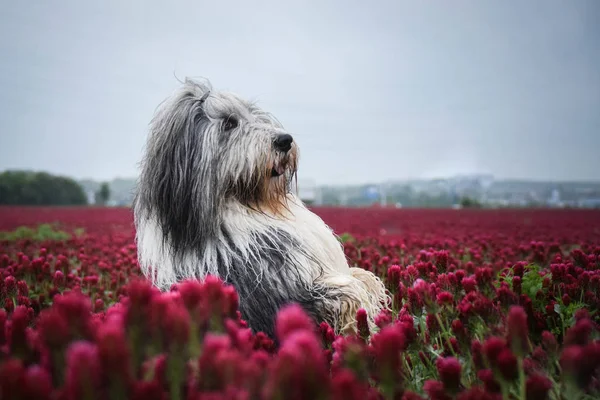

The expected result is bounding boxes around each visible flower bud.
[435,357,461,393]
[526,373,553,400]
[356,308,370,340]
[24,365,53,400]
[275,303,315,343]
[507,306,530,356]
[65,341,101,400]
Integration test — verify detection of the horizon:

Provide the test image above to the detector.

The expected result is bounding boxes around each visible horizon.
[4,166,600,187]
[6,169,597,187]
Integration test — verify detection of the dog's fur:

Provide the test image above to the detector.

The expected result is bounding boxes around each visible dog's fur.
[133,78,389,338]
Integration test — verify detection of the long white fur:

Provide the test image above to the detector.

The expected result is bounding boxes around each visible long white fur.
[134,78,390,334]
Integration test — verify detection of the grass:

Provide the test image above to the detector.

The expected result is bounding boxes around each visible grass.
[0,223,85,241]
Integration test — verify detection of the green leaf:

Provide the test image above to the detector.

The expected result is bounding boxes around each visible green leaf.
[338,232,355,244]
[563,302,586,326]
[521,264,542,300]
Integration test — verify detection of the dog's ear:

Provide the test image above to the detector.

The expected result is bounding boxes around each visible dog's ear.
[136,81,221,256]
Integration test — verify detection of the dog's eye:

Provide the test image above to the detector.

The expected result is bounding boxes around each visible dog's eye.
[222,116,238,131]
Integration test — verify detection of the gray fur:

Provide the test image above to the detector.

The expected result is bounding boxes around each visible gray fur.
[133,78,388,338]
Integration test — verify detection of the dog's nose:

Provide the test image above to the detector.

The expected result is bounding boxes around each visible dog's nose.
[274,134,293,152]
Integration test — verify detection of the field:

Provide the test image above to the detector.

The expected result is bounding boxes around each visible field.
[1,206,599,399]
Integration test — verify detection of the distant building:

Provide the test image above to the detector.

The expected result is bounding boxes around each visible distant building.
[547,189,563,207]
[86,190,95,205]
[291,179,319,205]
[578,198,600,208]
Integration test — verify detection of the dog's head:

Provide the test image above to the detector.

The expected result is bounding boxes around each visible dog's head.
[135,78,298,250]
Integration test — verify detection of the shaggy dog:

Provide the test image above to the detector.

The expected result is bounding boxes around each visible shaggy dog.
[132,78,389,338]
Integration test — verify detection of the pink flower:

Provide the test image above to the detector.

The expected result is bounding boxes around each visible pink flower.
[94,299,104,312]
[434,250,449,270]
[17,280,28,296]
[525,373,553,400]
[275,303,316,343]
[0,358,26,399]
[225,319,254,355]
[65,341,101,400]
[375,309,393,329]
[131,380,166,400]
[4,276,17,297]
[24,365,53,400]
[163,302,191,347]
[402,391,426,400]
[8,305,30,358]
[38,308,70,349]
[97,317,132,389]
[356,308,370,340]
[124,278,159,325]
[331,335,369,379]
[436,357,462,393]
[52,291,93,340]
[512,275,522,294]
[471,340,484,370]
[319,321,336,347]
[475,267,493,289]
[461,276,477,293]
[423,380,451,400]
[370,323,406,393]
[253,331,275,352]
[495,348,518,381]
[506,306,530,356]
[263,331,329,400]
[197,334,233,390]
[564,317,594,346]
[0,309,7,345]
[412,279,435,308]
[456,386,498,399]
[426,313,440,334]
[482,337,506,367]
[560,343,600,390]
[196,276,239,322]
[397,315,417,349]
[451,320,467,341]
[177,279,204,311]
[476,369,501,393]
[331,369,369,400]
[386,265,402,292]
[3,297,14,313]
[541,331,558,357]
[53,270,65,287]
[436,291,454,307]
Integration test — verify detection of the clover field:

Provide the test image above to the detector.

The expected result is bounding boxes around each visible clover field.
[1,206,599,400]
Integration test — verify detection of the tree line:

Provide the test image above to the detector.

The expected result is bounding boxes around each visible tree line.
[0,170,110,206]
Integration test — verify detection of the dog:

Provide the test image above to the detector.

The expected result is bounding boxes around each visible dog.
[132,78,389,339]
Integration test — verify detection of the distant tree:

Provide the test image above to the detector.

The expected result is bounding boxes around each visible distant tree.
[459,196,482,209]
[0,170,87,205]
[95,182,111,206]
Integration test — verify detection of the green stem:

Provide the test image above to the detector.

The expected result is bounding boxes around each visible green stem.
[401,354,413,382]
[500,378,510,400]
[422,350,438,377]
[435,312,459,358]
[518,357,526,400]
[108,379,127,400]
[167,351,185,400]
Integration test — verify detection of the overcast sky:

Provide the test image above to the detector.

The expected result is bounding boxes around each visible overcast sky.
[1,1,599,185]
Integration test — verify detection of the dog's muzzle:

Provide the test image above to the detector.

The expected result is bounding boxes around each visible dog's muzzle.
[271,134,294,177]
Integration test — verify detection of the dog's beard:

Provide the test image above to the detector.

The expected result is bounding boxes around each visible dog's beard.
[239,146,298,216]
[269,147,296,178]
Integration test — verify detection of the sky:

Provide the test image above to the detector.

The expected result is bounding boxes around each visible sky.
[0,1,599,185]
